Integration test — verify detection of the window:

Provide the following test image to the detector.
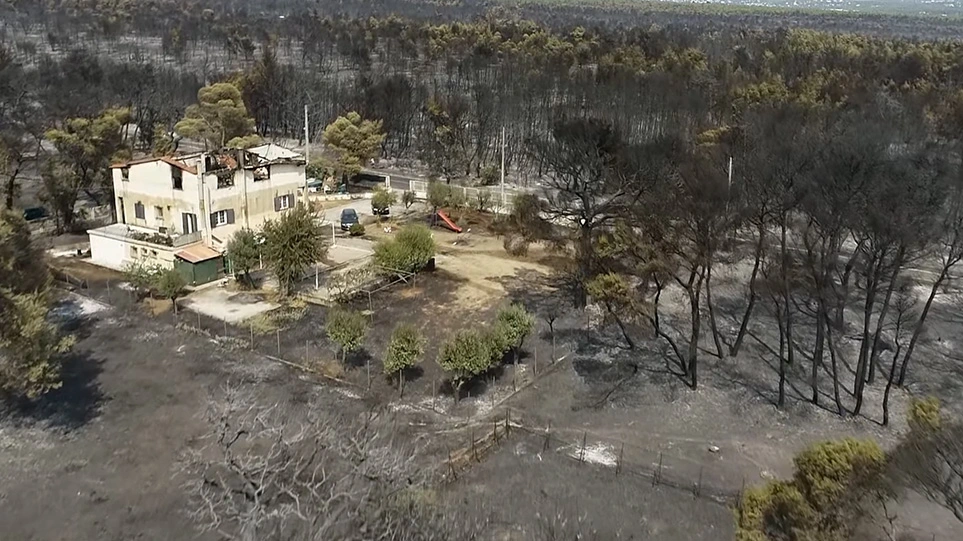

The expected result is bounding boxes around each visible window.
[134,201,145,220]
[278,194,292,210]
[130,246,138,258]
[121,167,130,181]
[253,166,270,181]
[211,209,234,227]
[172,168,183,190]
[154,206,164,219]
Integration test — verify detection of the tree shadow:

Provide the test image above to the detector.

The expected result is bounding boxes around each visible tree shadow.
[1,350,106,431]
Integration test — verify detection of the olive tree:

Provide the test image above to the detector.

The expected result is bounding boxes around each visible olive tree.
[495,303,535,364]
[383,324,425,394]
[325,308,368,366]
[153,267,187,312]
[437,329,492,399]
[373,224,435,275]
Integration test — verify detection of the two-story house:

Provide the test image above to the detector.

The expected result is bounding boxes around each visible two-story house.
[86,144,306,285]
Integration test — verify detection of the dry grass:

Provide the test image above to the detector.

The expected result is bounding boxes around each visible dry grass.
[245,297,309,335]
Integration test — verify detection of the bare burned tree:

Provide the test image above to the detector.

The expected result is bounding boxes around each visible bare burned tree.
[526,117,650,307]
[178,384,480,541]
[897,179,963,387]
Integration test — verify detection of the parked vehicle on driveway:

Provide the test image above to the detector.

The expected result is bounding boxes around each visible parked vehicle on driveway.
[339,208,359,231]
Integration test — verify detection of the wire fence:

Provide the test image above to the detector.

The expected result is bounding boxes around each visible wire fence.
[50,273,949,540]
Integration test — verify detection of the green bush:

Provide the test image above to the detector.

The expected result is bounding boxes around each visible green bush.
[371,186,397,215]
[479,164,499,186]
[384,324,425,393]
[325,308,368,365]
[735,438,888,541]
[349,222,366,237]
[426,181,452,211]
[437,329,493,395]
[373,224,435,274]
[153,267,187,311]
[402,190,417,209]
[495,303,535,363]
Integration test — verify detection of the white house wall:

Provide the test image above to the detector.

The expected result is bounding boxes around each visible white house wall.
[205,162,305,239]
[113,161,202,235]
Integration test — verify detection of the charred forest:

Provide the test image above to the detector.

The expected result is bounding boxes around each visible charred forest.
[3,0,963,423]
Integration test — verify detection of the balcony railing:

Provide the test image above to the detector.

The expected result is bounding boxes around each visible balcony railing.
[173,230,203,247]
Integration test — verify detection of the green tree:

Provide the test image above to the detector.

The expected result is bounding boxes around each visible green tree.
[383,324,425,393]
[373,224,435,275]
[0,211,74,399]
[174,82,258,150]
[45,107,130,229]
[322,112,385,180]
[153,267,187,312]
[426,181,452,212]
[325,308,368,365]
[150,124,176,156]
[226,228,260,288]
[437,329,492,398]
[736,438,890,541]
[495,303,535,364]
[419,97,469,184]
[261,203,328,297]
[586,272,639,349]
[371,186,397,216]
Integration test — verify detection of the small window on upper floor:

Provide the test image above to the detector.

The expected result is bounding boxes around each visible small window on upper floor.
[134,201,145,220]
[121,167,130,181]
[253,166,270,181]
[172,167,183,190]
[154,206,164,219]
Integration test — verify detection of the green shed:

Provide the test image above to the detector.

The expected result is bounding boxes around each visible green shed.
[174,244,224,286]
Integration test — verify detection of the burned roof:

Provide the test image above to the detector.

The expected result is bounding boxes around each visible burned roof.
[110,156,198,175]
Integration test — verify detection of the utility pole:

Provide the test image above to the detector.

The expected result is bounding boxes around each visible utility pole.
[500,126,506,213]
[303,105,310,206]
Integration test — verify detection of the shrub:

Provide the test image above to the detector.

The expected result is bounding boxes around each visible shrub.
[384,324,425,393]
[373,224,435,274]
[371,186,397,215]
[437,329,493,396]
[261,203,329,296]
[479,164,499,186]
[325,308,368,365]
[349,222,366,237]
[123,260,162,297]
[735,438,888,541]
[402,190,417,209]
[153,268,187,312]
[475,188,493,213]
[503,234,529,256]
[495,303,535,364]
[908,396,941,433]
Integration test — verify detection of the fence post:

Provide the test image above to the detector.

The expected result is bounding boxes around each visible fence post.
[106,280,110,304]
[544,421,551,451]
[223,319,227,337]
[493,418,498,444]
[447,445,456,479]
[250,324,255,349]
[276,329,281,356]
[197,311,201,328]
[505,409,510,435]
[533,343,537,377]
[654,452,663,486]
[471,428,477,461]
[305,340,309,363]
[579,431,587,464]
[695,467,704,498]
[616,442,624,475]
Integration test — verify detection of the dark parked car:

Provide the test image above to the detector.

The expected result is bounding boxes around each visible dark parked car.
[22,207,48,222]
[339,208,359,231]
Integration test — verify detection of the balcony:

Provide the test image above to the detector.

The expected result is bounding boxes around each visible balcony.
[173,230,203,247]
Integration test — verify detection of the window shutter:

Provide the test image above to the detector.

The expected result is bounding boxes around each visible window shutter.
[210,213,217,228]
[274,196,281,212]
[227,209,235,224]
